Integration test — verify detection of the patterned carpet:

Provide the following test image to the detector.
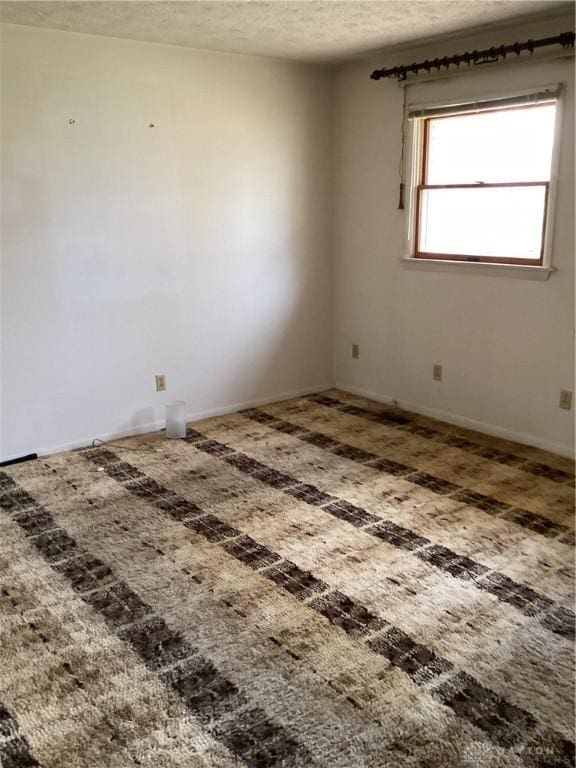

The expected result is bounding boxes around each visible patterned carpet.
[0,389,574,768]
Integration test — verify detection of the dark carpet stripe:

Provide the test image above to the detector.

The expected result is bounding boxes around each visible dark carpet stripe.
[0,472,311,768]
[71,448,572,756]
[0,702,42,768]
[242,407,571,543]
[200,418,575,642]
[306,393,575,485]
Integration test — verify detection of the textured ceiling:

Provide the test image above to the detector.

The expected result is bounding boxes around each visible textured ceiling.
[0,1,572,62]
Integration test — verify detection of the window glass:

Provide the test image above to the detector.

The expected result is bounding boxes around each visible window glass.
[419,186,547,260]
[426,104,556,185]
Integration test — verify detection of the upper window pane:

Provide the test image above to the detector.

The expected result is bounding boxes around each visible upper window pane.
[426,103,557,184]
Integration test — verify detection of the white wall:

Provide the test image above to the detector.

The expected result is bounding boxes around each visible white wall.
[3,16,574,461]
[0,24,334,460]
[334,14,575,457]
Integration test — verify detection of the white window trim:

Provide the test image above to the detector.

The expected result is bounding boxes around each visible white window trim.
[402,84,564,281]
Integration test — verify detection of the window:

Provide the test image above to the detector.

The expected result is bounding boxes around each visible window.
[411,93,559,266]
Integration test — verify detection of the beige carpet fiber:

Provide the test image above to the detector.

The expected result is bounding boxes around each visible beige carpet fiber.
[0,390,574,768]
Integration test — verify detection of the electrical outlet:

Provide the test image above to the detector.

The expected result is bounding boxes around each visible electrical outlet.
[352,344,360,359]
[559,389,573,410]
[433,364,442,382]
[155,374,166,392]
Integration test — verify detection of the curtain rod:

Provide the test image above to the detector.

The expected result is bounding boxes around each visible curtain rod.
[370,31,575,81]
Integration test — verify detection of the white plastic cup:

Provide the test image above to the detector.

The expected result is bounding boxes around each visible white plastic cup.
[165,401,186,439]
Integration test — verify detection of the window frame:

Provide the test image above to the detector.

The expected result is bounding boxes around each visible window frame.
[406,88,562,270]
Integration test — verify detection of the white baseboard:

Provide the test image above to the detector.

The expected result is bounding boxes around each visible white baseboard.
[335,381,575,459]
[6,379,572,462]
[333,384,397,408]
[3,382,333,462]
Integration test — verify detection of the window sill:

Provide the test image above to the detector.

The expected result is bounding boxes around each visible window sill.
[400,257,555,281]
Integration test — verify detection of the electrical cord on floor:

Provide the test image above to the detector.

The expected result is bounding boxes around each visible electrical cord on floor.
[91,437,164,453]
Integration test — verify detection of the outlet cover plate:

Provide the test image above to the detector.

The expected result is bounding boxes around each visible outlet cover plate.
[559,390,573,410]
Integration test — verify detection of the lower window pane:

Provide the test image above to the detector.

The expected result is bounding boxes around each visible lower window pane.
[418,186,547,260]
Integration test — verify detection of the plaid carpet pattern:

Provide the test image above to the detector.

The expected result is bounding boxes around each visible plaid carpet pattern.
[0,390,574,768]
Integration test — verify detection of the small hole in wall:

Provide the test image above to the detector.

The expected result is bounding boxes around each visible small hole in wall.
[68,119,75,125]
[149,123,155,128]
